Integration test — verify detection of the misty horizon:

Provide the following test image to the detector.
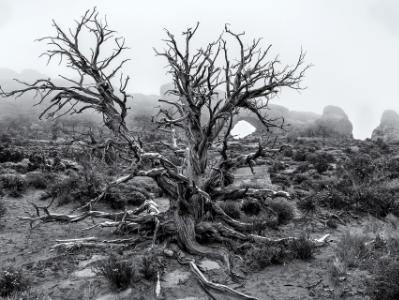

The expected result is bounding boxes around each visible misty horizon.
[1,0,399,139]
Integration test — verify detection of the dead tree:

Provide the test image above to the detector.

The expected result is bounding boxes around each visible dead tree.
[0,9,325,299]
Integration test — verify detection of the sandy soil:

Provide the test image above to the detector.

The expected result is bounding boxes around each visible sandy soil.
[0,188,376,300]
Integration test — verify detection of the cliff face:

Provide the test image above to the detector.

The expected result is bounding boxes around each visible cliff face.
[371,110,399,142]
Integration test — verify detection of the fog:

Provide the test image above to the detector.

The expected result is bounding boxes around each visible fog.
[1,0,399,139]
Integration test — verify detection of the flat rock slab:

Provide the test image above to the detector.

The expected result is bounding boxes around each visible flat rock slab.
[198,259,221,271]
[73,268,96,278]
[78,255,107,269]
[95,288,132,300]
[176,297,208,300]
[163,269,191,288]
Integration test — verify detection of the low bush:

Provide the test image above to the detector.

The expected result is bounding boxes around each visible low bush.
[0,198,6,220]
[323,189,350,210]
[293,150,307,162]
[335,231,370,268]
[270,161,285,173]
[269,174,291,188]
[46,169,103,206]
[96,256,137,290]
[3,289,49,300]
[241,198,261,216]
[297,196,317,213]
[293,174,308,184]
[290,234,315,260]
[245,244,289,271]
[0,147,24,163]
[268,198,295,225]
[0,174,27,197]
[220,201,241,220]
[140,254,163,281]
[356,186,395,218]
[0,266,29,297]
[26,172,49,189]
[368,257,399,300]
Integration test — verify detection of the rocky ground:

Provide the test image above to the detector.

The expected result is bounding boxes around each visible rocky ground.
[1,136,399,300]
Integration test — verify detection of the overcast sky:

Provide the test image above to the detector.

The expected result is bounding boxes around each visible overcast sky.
[0,0,399,139]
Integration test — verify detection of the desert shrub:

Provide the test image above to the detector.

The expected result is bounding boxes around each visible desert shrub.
[306,152,334,174]
[0,199,6,225]
[282,147,293,157]
[293,174,308,184]
[270,161,285,173]
[268,198,295,225]
[0,134,12,145]
[313,159,329,174]
[335,231,370,268]
[293,150,307,162]
[295,163,310,173]
[0,147,24,163]
[368,257,399,300]
[105,184,148,210]
[130,177,162,196]
[241,198,261,216]
[329,257,347,285]
[3,289,49,300]
[386,157,399,178]
[290,234,315,260]
[356,186,395,218]
[269,174,290,188]
[46,168,103,205]
[245,244,288,271]
[297,196,317,213]
[26,172,49,189]
[46,174,80,205]
[344,153,377,182]
[323,189,350,210]
[220,201,241,219]
[140,254,163,281]
[0,266,29,297]
[28,152,46,167]
[0,174,27,197]
[96,256,137,290]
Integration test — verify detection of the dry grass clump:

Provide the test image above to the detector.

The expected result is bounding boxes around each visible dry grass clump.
[0,197,6,220]
[46,169,103,205]
[267,198,295,225]
[368,257,399,300]
[0,174,27,197]
[97,253,164,290]
[245,244,288,271]
[3,289,49,300]
[25,171,49,189]
[140,253,164,281]
[0,266,29,297]
[0,147,24,163]
[96,256,138,291]
[335,230,370,268]
[297,196,317,214]
[241,198,261,216]
[220,201,241,219]
[289,234,315,260]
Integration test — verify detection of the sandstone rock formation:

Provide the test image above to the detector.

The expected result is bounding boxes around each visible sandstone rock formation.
[371,110,399,142]
[304,105,353,138]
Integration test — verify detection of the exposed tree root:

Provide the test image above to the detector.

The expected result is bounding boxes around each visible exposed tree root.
[174,211,230,269]
[51,236,147,251]
[175,249,258,300]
